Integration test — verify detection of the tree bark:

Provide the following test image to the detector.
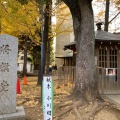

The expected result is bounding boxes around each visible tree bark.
[104,0,110,31]
[44,1,52,74]
[37,1,51,85]
[23,39,27,76]
[0,14,1,34]
[44,3,50,73]
[63,0,99,102]
[46,37,51,74]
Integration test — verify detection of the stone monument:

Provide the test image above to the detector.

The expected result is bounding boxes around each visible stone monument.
[0,34,25,120]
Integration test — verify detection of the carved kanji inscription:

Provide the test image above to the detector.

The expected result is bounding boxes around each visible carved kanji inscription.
[0,62,9,72]
[0,44,11,54]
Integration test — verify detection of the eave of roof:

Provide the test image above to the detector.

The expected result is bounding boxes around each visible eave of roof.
[64,41,76,47]
[56,54,73,58]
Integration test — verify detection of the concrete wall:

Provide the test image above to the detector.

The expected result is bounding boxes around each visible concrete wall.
[55,3,74,67]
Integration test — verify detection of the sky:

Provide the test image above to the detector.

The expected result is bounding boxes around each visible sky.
[92,0,120,32]
[52,0,120,33]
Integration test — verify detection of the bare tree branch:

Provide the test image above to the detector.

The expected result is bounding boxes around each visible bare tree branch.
[109,12,120,24]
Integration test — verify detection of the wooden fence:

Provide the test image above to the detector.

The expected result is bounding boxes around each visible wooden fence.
[57,66,120,95]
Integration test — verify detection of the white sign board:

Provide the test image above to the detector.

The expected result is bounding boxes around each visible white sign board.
[95,56,97,65]
[106,68,116,76]
[42,76,54,120]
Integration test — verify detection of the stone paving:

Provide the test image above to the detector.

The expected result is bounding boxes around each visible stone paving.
[102,95,120,107]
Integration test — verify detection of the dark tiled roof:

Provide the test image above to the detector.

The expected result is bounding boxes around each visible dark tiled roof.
[95,30,120,41]
[64,31,120,48]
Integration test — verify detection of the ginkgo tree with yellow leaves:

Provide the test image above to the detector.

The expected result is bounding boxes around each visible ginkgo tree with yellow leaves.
[1,0,42,76]
[1,0,40,42]
[1,0,70,80]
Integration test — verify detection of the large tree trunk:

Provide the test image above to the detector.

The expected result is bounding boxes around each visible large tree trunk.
[63,0,99,102]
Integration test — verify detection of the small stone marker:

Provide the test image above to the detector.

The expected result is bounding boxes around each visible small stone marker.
[42,76,54,120]
[0,34,25,120]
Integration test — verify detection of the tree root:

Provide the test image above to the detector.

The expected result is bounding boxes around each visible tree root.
[59,93,76,103]
[55,100,73,108]
[54,93,67,96]
[54,98,106,120]
[60,112,70,120]
[55,106,72,117]
[82,100,99,120]
[54,100,84,119]
[74,107,81,119]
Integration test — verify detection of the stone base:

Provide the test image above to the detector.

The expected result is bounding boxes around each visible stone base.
[0,106,25,120]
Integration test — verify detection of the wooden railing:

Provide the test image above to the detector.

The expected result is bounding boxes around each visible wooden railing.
[96,68,120,95]
[57,66,76,91]
[57,66,120,94]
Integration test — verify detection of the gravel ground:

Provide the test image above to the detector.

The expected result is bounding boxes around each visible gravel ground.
[16,76,120,120]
